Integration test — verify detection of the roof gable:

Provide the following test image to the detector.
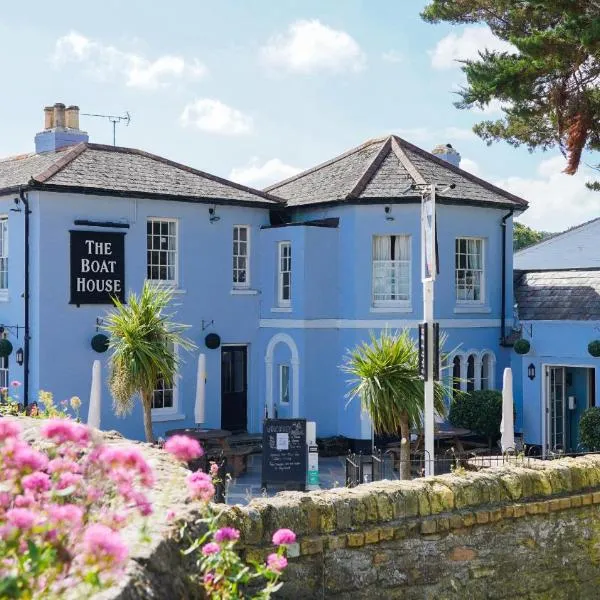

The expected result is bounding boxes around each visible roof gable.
[266,134,528,209]
[0,143,280,206]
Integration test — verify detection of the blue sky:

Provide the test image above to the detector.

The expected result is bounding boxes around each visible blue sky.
[2,0,599,231]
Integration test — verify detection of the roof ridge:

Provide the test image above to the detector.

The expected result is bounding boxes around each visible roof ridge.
[390,138,426,186]
[264,136,388,192]
[347,137,392,200]
[31,142,89,184]
[394,135,528,208]
[80,143,283,205]
[515,216,600,254]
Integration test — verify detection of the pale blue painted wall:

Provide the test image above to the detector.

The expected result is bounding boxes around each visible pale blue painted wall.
[513,320,600,448]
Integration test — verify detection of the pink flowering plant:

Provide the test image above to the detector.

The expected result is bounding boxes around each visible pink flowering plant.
[0,418,154,598]
[165,435,295,599]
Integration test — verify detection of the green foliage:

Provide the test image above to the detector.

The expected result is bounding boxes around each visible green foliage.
[421,1,600,180]
[580,407,600,451]
[588,340,600,358]
[513,222,550,251]
[342,330,447,436]
[104,282,195,442]
[449,389,502,445]
[513,338,531,355]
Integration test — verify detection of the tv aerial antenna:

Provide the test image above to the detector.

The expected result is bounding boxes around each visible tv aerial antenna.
[80,111,131,146]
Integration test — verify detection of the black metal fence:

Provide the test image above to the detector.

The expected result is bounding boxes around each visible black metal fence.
[345,446,599,488]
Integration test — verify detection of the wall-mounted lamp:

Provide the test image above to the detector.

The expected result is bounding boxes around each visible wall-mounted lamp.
[208,207,220,223]
[384,206,394,221]
[528,363,536,380]
[16,348,24,366]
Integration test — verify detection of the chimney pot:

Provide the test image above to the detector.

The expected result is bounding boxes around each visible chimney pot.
[53,103,66,128]
[65,105,80,129]
[44,106,54,129]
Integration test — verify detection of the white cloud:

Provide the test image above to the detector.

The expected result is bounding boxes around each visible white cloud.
[180,99,253,135]
[229,158,302,187]
[430,26,516,70]
[260,20,365,73]
[495,156,600,231]
[460,158,481,175]
[52,31,206,89]
[382,50,403,64]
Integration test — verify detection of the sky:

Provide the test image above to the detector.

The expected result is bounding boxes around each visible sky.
[1,0,599,232]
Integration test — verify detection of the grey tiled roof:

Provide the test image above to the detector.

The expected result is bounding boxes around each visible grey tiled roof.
[266,135,528,209]
[515,270,600,320]
[0,143,280,205]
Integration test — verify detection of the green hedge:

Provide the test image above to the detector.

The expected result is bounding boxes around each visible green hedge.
[449,390,502,447]
[580,407,600,451]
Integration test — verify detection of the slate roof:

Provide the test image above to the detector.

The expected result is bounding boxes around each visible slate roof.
[0,143,280,206]
[265,135,528,209]
[515,270,600,320]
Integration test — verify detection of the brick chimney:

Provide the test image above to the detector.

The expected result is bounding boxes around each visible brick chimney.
[34,102,89,153]
[431,143,461,168]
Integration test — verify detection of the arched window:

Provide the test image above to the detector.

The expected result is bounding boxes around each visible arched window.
[466,354,475,392]
[452,356,461,397]
[480,352,494,390]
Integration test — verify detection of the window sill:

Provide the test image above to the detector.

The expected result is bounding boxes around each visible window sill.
[145,280,186,294]
[272,307,292,313]
[151,412,185,422]
[231,289,258,295]
[454,305,491,314]
[370,305,412,313]
[0,291,8,303]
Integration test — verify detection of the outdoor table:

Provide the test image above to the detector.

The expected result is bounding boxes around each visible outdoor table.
[165,428,232,450]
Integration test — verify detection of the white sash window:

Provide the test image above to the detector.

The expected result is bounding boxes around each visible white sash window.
[372,235,411,307]
[456,237,484,303]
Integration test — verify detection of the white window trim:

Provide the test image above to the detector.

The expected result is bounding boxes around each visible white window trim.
[151,346,179,419]
[449,349,496,393]
[0,354,8,389]
[371,234,412,309]
[0,215,8,294]
[233,225,251,290]
[146,217,179,287]
[455,236,485,305]
[277,241,292,307]
[279,364,290,405]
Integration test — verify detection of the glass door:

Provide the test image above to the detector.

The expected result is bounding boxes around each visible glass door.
[547,366,566,452]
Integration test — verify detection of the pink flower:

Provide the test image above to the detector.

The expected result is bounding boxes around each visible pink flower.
[203,572,215,585]
[10,381,21,388]
[12,444,48,472]
[202,542,220,555]
[22,471,51,493]
[131,491,153,516]
[48,504,84,527]
[6,508,36,530]
[186,471,215,502]
[98,447,154,487]
[166,509,176,522]
[266,553,288,573]
[0,419,21,441]
[272,528,296,546]
[14,494,35,508]
[164,435,203,462]
[41,419,90,445]
[214,527,240,543]
[47,457,80,474]
[57,472,82,490]
[83,524,128,565]
[209,462,219,476]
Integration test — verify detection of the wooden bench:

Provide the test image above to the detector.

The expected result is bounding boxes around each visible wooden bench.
[206,446,254,478]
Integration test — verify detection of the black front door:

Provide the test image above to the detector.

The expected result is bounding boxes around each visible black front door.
[221,346,247,432]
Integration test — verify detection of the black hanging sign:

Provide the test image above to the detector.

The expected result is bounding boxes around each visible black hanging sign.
[261,418,307,490]
[418,323,428,380]
[70,231,125,305]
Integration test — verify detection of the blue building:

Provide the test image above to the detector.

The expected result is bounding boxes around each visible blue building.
[513,220,600,454]
[0,102,527,446]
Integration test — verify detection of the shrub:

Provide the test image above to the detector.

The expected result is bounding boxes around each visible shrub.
[513,339,531,355]
[579,407,600,451]
[588,340,600,358]
[449,390,502,448]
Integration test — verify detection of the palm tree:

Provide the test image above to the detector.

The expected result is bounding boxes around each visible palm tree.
[104,282,195,443]
[342,329,448,480]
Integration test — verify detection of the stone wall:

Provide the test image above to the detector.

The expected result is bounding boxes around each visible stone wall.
[224,456,600,599]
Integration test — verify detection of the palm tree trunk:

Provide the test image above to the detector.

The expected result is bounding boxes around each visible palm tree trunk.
[142,392,155,443]
[399,412,411,480]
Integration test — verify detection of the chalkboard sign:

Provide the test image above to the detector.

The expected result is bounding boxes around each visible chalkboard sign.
[70,230,126,305]
[262,419,307,490]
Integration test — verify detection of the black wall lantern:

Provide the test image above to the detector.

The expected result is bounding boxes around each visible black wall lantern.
[15,348,24,366]
[91,333,110,353]
[528,363,536,380]
[205,333,221,350]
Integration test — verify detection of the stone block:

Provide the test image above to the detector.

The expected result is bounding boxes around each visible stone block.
[300,537,323,556]
[346,532,365,547]
[420,519,437,535]
[462,513,476,528]
[437,517,450,532]
[548,499,562,512]
[364,529,380,544]
[379,526,395,541]
[326,534,346,551]
[559,498,572,511]
[372,552,389,566]
[582,493,593,506]
[475,511,490,525]
[513,504,526,518]
[489,508,503,522]
[570,495,583,508]
[449,514,464,530]
[449,546,477,561]
[593,492,600,504]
